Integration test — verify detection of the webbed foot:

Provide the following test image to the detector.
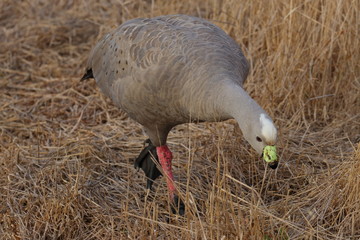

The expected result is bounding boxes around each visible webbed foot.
[134,139,162,189]
[171,195,185,216]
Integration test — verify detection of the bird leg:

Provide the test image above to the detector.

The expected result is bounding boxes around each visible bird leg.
[156,145,185,215]
[156,145,176,197]
[134,141,184,214]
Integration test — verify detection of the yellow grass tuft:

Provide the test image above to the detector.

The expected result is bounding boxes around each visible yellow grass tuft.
[1,0,359,239]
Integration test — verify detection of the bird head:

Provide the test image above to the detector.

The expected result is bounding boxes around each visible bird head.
[245,113,278,169]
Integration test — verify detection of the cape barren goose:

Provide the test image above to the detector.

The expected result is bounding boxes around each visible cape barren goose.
[82,14,278,215]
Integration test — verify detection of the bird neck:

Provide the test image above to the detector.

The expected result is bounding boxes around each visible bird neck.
[218,83,267,134]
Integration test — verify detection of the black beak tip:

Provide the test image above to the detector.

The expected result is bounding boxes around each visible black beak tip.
[268,161,278,169]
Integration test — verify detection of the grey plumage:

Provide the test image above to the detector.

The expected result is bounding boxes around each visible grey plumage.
[84,14,277,154]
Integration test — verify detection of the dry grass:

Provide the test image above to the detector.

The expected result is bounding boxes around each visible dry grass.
[1,0,359,239]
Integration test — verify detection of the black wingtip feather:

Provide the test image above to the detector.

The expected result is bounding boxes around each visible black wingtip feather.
[81,68,94,81]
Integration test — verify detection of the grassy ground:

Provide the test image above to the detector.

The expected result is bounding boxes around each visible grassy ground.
[1,0,359,239]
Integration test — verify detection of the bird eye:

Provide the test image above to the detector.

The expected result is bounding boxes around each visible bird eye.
[256,136,262,142]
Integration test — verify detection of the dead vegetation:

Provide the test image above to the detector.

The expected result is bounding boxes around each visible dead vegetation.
[0,0,359,239]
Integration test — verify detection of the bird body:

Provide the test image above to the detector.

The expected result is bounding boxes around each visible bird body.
[83,14,278,214]
[85,14,255,145]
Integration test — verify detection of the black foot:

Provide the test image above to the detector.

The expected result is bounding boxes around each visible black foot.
[171,195,185,216]
[134,139,162,190]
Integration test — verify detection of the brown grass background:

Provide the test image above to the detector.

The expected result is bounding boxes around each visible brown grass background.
[0,0,359,239]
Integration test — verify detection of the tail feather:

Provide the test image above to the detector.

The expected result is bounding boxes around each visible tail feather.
[81,68,94,81]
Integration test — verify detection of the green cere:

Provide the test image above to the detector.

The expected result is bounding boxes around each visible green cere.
[263,145,277,163]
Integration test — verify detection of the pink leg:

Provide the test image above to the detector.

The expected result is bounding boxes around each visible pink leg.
[156,145,176,200]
